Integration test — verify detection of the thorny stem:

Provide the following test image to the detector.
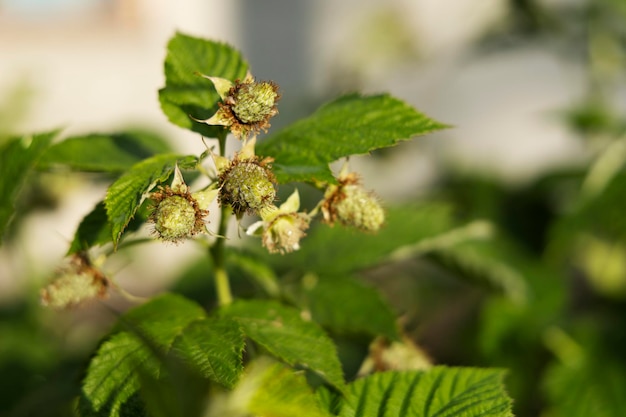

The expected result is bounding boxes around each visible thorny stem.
[210,132,233,306]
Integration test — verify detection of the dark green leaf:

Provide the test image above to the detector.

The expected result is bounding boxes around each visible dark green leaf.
[171,317,244,388]
[544,356,626,417]
[256,93,448,183]
[299,275,399,340]
[68,201,111,254]
[427,239,529,303]
[338,367,513,417]
[0,130,57,240]
[78,332,155,417]
[138,368,208,417]
[275,203,457,276]
[227,248,281,297]
[38,130,172,173]
[159,32,249,137]
[80,294,244,417]
[220,300,345,391]
[552,172,626,247]
[104,153,197,247]
[67,200,150,254]
[115,293,207,342]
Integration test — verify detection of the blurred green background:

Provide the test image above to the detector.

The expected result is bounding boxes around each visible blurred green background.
[2,0,626,416]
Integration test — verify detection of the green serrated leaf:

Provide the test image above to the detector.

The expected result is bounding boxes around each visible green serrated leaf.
[68,201,112,254]
[206,358,331,417]
[159,32,248,137]
[300,275,399,340]
[37,130,172,173]
[246,359,332,417]
[116,293,207,341]
[256,93,448,183]
[338,367,513,417]
[80,294,245,417]
[0,130,57,240]
[78,332,155,417]
[273,203,457,276]
[171,317,244,388]
[137,353,209,417]
[220,300,345,391]
[68,200,150,254]
[104,153,197,247]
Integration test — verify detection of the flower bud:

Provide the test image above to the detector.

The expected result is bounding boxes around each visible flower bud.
[219,160,276,216]
[262,212,310,254]
[247,190,309,254]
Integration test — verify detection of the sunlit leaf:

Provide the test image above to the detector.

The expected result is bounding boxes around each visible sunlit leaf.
[299,275,399,340]
[220,300,345,391]
[159,32,248,138]
[257,93,448,183]
[337,367,513,417]
[206,358,331,417]
[273,203,457,276]
[38,130,172,173]
[80,294,244,417]
[104,153,197,247]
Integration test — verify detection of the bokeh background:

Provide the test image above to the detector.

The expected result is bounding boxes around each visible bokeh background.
[2,0,626,416]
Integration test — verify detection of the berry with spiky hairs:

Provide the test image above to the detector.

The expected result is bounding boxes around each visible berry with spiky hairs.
[148,165,215,243]
[149,186,210,243]
[322,171,385,232]
[219,159,276,217]
[195,74,280,140]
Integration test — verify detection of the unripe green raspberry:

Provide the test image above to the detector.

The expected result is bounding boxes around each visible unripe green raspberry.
[334,184,385,232]
[195,75,280,140]
[41,273,102,309]
[220,161,276,216]
[149,182,209,243]
[153,195,197,242]
[232,82,279,124]
[322,170,385,232]
[41,253,109,310]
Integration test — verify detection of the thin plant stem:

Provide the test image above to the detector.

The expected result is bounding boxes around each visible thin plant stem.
[111,281,149,304]
[210,131,233,306]
[211,204,233,305]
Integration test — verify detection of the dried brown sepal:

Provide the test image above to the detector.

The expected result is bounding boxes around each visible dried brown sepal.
[321,172,360,226]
